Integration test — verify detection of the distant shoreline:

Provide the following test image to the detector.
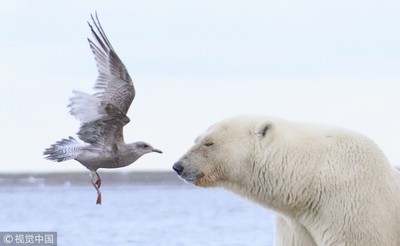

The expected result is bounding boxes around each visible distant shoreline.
[0,171,189,188]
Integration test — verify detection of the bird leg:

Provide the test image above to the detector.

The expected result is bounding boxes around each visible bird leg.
[90,171,102,205]
[95,171,101,188]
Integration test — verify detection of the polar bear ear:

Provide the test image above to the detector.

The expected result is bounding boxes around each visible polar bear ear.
[255,122,271,139]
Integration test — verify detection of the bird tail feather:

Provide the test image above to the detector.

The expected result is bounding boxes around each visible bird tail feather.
[43,137,82,162]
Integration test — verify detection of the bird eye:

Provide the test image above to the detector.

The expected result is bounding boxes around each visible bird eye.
[204,142,213,147]
[142,144,149,148]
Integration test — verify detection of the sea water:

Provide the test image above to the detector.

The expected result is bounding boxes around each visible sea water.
[0,185,275,246]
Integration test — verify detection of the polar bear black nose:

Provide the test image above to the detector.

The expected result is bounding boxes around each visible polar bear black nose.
[173,162,184,175]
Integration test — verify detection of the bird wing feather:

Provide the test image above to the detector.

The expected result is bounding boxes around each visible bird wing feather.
[78,104,130,148]
[76,13,135,148]
[88,13,135,115]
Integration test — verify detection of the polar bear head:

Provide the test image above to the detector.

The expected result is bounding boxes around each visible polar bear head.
[173,116,277,188]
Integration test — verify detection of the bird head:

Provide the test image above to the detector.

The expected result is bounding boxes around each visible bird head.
[132,141,163,156]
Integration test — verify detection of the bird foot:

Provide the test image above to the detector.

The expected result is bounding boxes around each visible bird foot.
[96,193,102,205]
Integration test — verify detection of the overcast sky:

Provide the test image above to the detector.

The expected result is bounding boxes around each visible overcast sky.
[1,0,400,173]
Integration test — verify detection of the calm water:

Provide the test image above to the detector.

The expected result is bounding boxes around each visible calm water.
[0,185,275,246]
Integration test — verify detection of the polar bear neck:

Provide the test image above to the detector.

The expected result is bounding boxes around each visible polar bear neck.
[217,138,328,218]
[218,131,400,245]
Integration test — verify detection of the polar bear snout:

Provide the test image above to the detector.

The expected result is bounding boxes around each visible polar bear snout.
[172,161,205,183]
[172,162,184,175]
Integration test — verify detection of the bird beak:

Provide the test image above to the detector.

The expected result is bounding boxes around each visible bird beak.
[152,148,163,154]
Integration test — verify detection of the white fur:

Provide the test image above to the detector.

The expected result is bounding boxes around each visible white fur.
[177,116,400,246]
[68,90,105,123]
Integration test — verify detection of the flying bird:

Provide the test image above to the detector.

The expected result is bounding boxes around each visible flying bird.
[44,13,162,205]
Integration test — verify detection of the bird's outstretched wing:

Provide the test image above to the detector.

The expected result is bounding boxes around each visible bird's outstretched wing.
[69,13,135,148]
[88,13,135,115]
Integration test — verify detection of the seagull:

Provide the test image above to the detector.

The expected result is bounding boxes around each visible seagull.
[43,13,162,205]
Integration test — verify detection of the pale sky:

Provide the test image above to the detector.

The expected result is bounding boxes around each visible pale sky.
[1,0,400,172]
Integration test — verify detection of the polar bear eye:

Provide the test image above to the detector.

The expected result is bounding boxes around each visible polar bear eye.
[204,142,214,147]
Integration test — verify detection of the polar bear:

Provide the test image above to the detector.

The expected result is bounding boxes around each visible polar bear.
[173,116,400,246]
